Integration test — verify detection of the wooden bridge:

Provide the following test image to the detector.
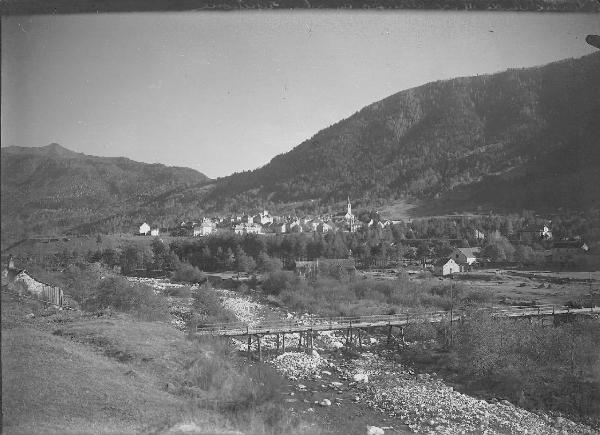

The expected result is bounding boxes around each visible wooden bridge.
[195,305,597,337]
[194,305,598,360]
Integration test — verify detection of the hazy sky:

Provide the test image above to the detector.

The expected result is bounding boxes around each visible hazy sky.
[2,11,599,178]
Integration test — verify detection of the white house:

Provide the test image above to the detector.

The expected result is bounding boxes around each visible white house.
[253,211,274,225]
[139,223,151,235]
[234,223,263,235]
[474,229,485,240]
[378,220,391,229]
[540,225,553,240]
[194,221,216,237]
[289,220,303,233]
[451,247,480,266]
[317,222,333,234]
[434,258,461,276]
[273,222,287,234]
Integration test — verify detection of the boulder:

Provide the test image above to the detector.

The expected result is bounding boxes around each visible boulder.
[353,372,369,383]
[319,399,332,407]
[366,426,385,435]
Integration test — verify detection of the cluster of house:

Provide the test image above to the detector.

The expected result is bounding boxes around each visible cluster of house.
[138,198,394,238]
[433,240,592,276]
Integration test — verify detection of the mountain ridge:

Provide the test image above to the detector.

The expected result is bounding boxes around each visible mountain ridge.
[1,144,211,241]
[203,52,600,214]
[2,53,599,240]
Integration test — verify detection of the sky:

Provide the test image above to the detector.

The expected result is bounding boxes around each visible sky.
[2,11,599,178]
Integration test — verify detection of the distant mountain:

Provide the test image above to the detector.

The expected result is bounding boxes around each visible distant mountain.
[1,144,210,242]
[204,53,600,216]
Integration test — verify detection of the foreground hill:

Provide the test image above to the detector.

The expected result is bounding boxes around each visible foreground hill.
[205,52,600,215]
[0,143,210,241]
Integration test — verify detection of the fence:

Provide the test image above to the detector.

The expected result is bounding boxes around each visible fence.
[9,271,64,308]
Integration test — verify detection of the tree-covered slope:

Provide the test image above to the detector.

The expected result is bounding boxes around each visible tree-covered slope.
[1,143,210,240]
[205,52,600,213]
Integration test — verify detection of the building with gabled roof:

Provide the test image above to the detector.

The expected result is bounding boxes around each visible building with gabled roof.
[551,240,589,263]
[451,247,480,266]
[434,258,461,276]
[139,222,151,235]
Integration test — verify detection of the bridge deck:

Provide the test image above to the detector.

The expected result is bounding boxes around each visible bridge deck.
[195,305,597,337]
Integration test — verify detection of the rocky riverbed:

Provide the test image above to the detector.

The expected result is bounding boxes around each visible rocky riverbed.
[128,278,598,435]
[215,284,598,435]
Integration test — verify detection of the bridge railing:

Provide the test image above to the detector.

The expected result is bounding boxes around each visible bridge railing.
[196,310,452,335]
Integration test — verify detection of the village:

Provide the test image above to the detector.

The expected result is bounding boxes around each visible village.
[138,198,381,238]
[135,197,598,277]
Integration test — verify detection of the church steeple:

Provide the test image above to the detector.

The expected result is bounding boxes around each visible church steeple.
[345,196,356,232]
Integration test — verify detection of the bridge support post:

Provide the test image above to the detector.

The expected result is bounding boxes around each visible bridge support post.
[257,335,262,362]
[282,333,286,353]
[358,329,362,349]
[387,325,392,347]
[247,335,252,360]
[309,329,313,352]
[349,324,353,346]
[276,334,280,352]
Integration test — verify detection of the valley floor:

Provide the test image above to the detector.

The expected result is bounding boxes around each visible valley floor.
[3,276,599,435]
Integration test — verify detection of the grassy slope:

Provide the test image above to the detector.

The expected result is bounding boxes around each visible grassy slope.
[0,297,231,435]
[2,328,184,434]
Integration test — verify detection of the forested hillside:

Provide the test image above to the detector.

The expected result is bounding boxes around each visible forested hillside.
[2,54,599,240]
[205,53,600,214]
[0,143,210,242]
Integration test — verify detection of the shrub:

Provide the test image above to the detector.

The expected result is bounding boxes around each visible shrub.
[189,283,237,327]
[261,271,297,296]
[179,339,285,411]
[452,313,600,420]
[84,276,169,321]
[404,319,438,342]
[162,286,192,298]
[172,263,206,283]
